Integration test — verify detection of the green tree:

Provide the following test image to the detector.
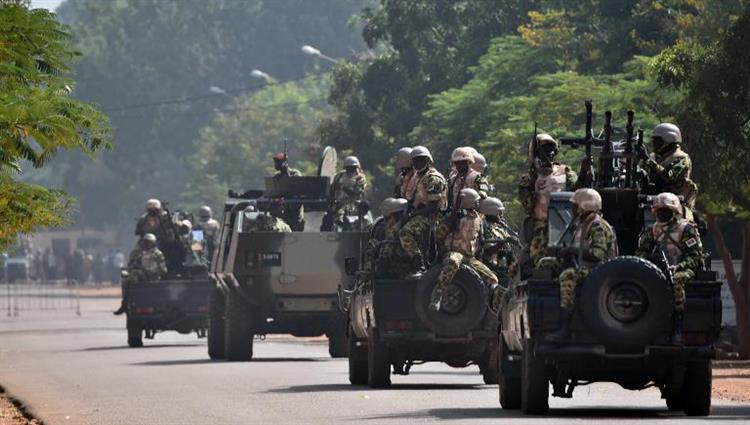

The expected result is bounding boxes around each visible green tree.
[33,0,366,228]
[184,77,329,211]
[652,4,750,357]
[0,2,109,248]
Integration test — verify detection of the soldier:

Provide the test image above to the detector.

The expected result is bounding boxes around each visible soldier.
[197,206,220,256]
[546,189,618,342]
[113,233,167,315]
[328,156,367,220]
[273,152,302,177]
[135,198,176,243]
[272,153,304,230]
[637,123,698,220]
[430,188,498,311]
[370,198,410,278]
[261,199,293,232]
[636,192,703,343]
[519,133,578,268]
[472,152,488,175]
[447,147,490,210]
[478,197,518,278]
[399,146,448,276]
[394,147,416,199]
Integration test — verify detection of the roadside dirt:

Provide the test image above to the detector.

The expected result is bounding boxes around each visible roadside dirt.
[712,367,750,403]
[0,394,39,425]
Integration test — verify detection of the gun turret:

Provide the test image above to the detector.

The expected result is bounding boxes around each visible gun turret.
[560,100,597,188]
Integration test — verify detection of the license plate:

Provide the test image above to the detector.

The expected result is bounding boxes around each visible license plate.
[260,252,281,267]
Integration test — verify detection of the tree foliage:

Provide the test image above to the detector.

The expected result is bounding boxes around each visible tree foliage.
[0,3,109,248]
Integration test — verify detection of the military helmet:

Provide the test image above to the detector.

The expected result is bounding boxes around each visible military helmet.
[479,197,504,216]
[570,188,602,212]
[145,198,161,211]
[652,192,682,214]
[142,233,157,242]
[199,205,212,219]
[396,147,413,168]
[451,147,475,164]
[458,188,481,210]
[652,123,682,146]
[180,220,192,230]
[343,156,360,168]
[380,197,408,217]
[537,133,558,148]
[410,145,434,163]
[472,152,487,173]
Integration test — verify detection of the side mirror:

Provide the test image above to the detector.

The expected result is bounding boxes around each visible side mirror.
[344,257,358,276]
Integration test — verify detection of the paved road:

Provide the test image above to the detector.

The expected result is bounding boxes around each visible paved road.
[0,297,748,425]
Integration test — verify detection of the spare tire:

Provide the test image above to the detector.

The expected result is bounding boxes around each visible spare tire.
[415,264,488,337]
[580,256,672,351]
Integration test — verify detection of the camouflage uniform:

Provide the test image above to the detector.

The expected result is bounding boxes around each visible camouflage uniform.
[331,170,366,214]
[370,218,410,278]
[126,245,167,283]
[433,211,498,301]
[273,168,304,230]
[135,211,176,243]
[636,217,703,312]
[399,167,447,259]
[395,169,417,199]
[248,214,293,233]
[557,213,618,308]
[480,220,516,277]
[643,148,698,220]
[519,164,577,266]
[447,170,489,210]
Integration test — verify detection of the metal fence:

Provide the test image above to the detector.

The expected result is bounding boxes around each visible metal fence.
[1,281,81,317]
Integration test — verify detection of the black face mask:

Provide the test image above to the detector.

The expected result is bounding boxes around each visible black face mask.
[538,144,557,166]
[655,209,674,223]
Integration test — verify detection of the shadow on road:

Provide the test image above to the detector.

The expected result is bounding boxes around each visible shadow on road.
[78,343,203,352]
[268,383,484,394]
[131,357,326,366]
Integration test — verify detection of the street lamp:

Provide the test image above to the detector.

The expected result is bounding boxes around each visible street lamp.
[301,44,338,64]
[250,69,274,83]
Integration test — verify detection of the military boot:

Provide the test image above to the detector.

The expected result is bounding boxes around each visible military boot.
[671,311,684,345]
[406,255,426,280]
[545,307,573,342]
[113,299,126,316]
[488,283,506,313]
[428,291,443,312]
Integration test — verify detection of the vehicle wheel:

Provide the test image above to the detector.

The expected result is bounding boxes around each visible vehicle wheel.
[367,328,391,388]
[224,292,253,361]
[580,256,673,350]
[328,313,349,358]
[521,342,548,414]
[499,337,522,409]
[415,265,488,337]
[682,360,711,416]
[481,348,499,385]
[208,288,226,360]
[665,392,683,411]
[127,317,143,348]
[349,327,368,385]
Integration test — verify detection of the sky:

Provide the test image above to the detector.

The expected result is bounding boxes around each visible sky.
[31,0,64,11]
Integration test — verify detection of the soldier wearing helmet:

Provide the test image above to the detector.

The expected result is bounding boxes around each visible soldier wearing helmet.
[394,147,417,199]
[546,188,618,342]
[399,146,448,277]
[447,147,490,210]
[478,197,518,278]
[429,188,498,311]
[636,192,703,344]
[272,152,302,177]
[365,198,410,277]
[327,156,368,224]
[197,205,220,260]
[637,123,697,220]
[518,133,578,270]
[135,198,176,243]
[113,233,167,315]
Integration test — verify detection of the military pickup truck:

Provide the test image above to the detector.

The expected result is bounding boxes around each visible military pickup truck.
[125,265,213,348]
[344,220,502,388]
[499,107,721,416]
[208,153,367,361]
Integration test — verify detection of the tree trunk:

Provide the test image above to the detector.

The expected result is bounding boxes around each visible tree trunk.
[707,215,750,358]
